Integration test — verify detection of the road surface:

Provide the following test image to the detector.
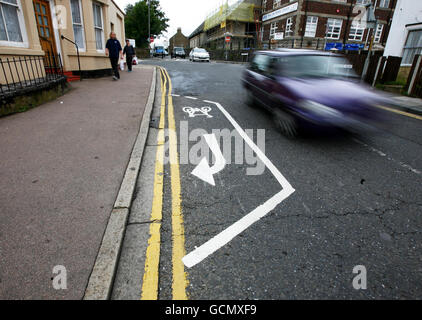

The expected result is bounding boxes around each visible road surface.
[112,58,422,300]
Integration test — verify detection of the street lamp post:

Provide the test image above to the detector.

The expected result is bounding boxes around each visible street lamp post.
[148,0,151,58]
[148,0,150,41]
[361,3,377,82]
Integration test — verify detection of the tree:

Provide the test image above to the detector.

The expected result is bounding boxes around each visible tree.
[124,0,169,48]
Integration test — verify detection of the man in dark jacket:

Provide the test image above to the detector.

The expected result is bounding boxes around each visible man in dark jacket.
[105,32,123,80]
[123,40,136,72]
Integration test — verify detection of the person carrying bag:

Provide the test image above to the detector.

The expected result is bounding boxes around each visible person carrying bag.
[123,40,136,72]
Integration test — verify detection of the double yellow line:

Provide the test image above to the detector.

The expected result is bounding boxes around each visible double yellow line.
[141,67,188,300]
[376,105,422,121]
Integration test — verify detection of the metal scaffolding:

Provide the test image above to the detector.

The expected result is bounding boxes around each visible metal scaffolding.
[204,0,258,32]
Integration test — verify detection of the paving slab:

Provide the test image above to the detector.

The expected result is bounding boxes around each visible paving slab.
[0,65,154,299]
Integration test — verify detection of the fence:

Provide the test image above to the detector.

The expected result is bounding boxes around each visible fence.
[406,54,422,98]
[207,49,254,62]
[1,53,65,101]
[381,56,402,83]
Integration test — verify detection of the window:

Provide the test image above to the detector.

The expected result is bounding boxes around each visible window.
[285,18,293,37]
[273,0,281,9]
[262,0,267,11]
[251,54,270,73]
[277,55,357,79]
[270,22,278,38]
[305,16,318,38]
[326,18,342,40]
[356,0,370,4]
[93,2,104,51]
[379,0,390,8]
[374,24,384,43]
[349,21,365,41]
[0,0,24,43]
[70,0,85,50]
[402,29,422,65]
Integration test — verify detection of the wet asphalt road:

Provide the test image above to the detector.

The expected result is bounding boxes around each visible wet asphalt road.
[114,57,422,300]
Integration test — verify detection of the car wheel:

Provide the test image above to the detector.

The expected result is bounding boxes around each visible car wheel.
[273,109,298,138]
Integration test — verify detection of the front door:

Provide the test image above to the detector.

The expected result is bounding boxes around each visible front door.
[33,0,57,59]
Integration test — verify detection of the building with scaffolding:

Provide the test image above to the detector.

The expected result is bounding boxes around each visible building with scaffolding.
[202,0,262,50]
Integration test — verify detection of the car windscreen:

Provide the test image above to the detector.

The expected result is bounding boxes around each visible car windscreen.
[277,55,358,79]
[195,49,207,53]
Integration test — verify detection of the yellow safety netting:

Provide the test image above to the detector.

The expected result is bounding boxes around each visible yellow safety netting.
[204,0,256,31]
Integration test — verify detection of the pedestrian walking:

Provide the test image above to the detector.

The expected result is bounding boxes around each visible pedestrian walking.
[105,32,123,80]
[123,40,136,72]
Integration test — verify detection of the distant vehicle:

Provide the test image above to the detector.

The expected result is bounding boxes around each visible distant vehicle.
[189,48,210,62]
[153,46,165,58]
[242,49,387,137]
[127,39,136,48]
[172,47,186,59]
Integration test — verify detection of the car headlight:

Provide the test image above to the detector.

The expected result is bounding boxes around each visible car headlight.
[298,100,342,118]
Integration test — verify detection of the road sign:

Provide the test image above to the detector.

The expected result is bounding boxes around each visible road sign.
[225,36,231,43]
[274,32,284,40]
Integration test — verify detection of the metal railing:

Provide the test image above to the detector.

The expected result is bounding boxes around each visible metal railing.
[0,52,65,100]
[60,35,82,81]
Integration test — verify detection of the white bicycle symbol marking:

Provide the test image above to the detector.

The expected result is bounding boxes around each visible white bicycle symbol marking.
[182,106,213,118]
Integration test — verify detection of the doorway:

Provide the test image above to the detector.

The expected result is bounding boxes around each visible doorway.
[33,0,58,61]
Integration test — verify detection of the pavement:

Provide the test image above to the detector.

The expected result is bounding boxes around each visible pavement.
[0,65,154,299]
[111,58,422,300]
[390,96,422,116]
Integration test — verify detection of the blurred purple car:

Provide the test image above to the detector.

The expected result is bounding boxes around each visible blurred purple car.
[242,49,386,136]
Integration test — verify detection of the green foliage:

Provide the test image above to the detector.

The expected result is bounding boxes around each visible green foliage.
[124,0,169,48]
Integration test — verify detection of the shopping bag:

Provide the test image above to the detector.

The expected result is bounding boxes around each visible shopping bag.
[120,60,125,71]
[132,56,138,65]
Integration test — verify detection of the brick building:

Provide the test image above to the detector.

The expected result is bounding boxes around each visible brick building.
[189,22,206,49]
[169,27,189,53]
[260,0,396,50]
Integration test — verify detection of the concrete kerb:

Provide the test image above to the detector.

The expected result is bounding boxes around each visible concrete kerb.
[83,66,157,300]
[390,97,422,117]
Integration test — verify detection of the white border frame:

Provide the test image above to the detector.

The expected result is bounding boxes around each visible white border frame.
[48,0,63,61]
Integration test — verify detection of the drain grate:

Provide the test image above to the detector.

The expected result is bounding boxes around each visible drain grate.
[149,118,159,128]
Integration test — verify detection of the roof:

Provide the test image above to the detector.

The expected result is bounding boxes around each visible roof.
[189,22,205,39]
[111,0,125,16]
[170,29,188,40]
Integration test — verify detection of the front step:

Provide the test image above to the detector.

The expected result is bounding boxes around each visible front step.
[63,71,81,82]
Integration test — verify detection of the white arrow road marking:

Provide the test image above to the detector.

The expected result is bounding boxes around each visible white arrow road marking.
[182,101,295,268]
[191,134,226,186]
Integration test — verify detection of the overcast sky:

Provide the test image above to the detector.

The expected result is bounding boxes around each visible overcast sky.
[114,0,230,40]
